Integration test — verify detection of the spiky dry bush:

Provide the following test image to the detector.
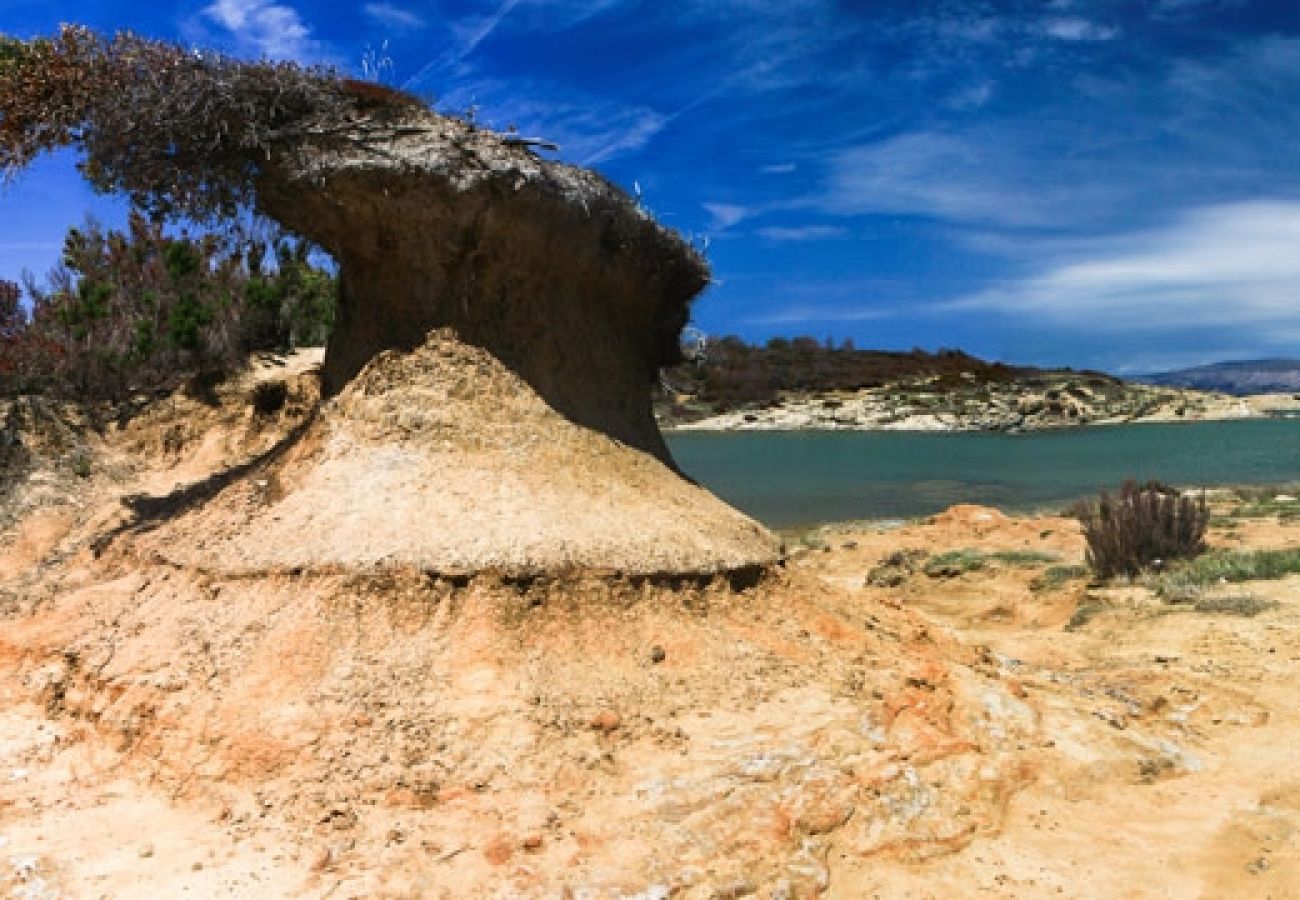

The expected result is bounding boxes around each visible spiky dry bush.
[1075,480,1208,580]
[0,25,425,221]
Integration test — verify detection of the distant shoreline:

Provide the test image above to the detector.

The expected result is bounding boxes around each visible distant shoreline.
[660,387,1300,434]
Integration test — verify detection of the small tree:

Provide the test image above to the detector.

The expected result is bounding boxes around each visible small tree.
[242,238,336,351]
[1075,480,1208,580]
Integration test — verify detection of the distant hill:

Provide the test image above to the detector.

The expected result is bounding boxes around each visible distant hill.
[1145,359,1300,396]
[661,335,1119,412]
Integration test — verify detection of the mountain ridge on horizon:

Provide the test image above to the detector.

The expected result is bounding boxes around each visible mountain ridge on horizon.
[1143,358,1300,396]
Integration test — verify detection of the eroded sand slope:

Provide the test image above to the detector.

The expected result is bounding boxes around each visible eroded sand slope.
[1,354,1299,897]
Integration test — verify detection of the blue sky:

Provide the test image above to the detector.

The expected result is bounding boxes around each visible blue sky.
[3,0,1300,373]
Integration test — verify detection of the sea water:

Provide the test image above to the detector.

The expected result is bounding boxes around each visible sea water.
[667,419,1300,527]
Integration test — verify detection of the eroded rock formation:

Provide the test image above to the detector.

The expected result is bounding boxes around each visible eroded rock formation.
[258,112,704,463]
[144,330,778,575]
[3,24,779,573]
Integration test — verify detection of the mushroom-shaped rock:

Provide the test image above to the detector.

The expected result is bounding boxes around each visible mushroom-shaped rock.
[258,110,702,464]
[0,28,781,574]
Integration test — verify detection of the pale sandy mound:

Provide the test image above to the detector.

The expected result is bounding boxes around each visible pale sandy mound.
[1,560,1037,898]
[140,329,778,575]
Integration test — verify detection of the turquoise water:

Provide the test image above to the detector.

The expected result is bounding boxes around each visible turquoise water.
[666,420,1300,527]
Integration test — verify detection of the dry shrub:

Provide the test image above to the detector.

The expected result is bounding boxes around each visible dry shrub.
[0,26,424,221]
[1075,480,1208,580]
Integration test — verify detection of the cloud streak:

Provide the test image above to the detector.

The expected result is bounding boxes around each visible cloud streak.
[948,202,1300,336]
[363,2,425,31]
[1039,17,1119,41]
[757,225,846,241]
[449,0,522,62]
[809,35,1300,233]
[703,203,750,231]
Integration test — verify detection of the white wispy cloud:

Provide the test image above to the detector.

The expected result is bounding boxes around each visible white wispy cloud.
[424,0,630,75]
[449,0,522,61]
[947,201,1300,334]
[817,131,1067,226]
[703,203,750,231]
[364,2,425,31]
[580,110,669,165]
[760,163,798,174]
[432,76,667,165]
[743,303,896,326]
[1040,17,1118,41]
[728,274,911,327]
[757,225,846,241]
[811,35,1300,232]
[202,0,316,59]
[948,80,994,109]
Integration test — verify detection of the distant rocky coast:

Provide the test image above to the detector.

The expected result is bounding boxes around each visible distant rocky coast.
[658,374,1300,433]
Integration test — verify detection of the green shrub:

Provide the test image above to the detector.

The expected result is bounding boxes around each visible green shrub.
[1075,480,1208,580]
[1032,564,1089,592]
[1225,494,1300,522]
[1155,547,1300,600]
[923,549,986,578]
[988,549,1061,567]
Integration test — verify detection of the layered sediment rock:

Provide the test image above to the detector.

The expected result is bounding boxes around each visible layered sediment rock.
[213,111,775,574]
[259,112,704,464]
[145,330,778,575]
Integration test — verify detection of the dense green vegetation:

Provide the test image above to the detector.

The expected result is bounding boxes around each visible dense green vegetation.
[0,212,336,400]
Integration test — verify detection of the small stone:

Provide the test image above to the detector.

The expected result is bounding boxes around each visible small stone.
[139,844,155,859]
[522,833,543,851]
[590,711,621,733]
[191,862,204,872]
[484,835,513,866]
[650,646,666,664]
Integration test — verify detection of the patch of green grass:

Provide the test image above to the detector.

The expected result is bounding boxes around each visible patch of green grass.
[1032,564,1090,592]
[1224,496,1300,521]
[69,452,92,479]
[1187,595,1276,617]
[1065,595,1106,631]
[988,549,1062,567]
[922,548,1064,578]
[923,549,986,578]
[1154,547,1300,601]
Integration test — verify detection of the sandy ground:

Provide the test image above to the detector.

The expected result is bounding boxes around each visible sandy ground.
[4,502,1299,897]
[3,351,1300,897]
[801,506,1300,898]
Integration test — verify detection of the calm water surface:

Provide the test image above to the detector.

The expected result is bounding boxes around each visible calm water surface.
[666,420,1300,527]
